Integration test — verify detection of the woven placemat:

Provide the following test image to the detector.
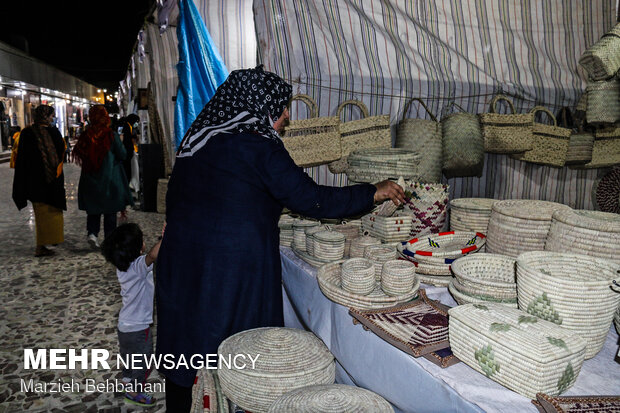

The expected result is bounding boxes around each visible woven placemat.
[349,290,457,361]
[533,392,620,413]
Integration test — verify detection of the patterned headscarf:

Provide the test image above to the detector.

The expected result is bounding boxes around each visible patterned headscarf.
[72,105,114,173]
[177,65,292,158]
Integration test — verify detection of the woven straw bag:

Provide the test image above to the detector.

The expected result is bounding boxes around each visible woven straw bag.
[579,23,620,80]
[586,79,620,125]
[510,107,571,167]
[328,100,391,174]
[479,95,534,154]
[578,126,620,168]
[395,98,443,183]
[282,94,341,167]
[441,102,484,178]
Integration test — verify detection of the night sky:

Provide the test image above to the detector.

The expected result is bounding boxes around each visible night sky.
[0,0,156,92]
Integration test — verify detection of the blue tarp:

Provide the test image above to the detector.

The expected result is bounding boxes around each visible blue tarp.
[174,0,228,149]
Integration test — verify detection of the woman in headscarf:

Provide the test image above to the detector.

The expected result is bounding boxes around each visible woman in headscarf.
[12,105,66,257]
[156,66,405,411]
[73,105,133,248]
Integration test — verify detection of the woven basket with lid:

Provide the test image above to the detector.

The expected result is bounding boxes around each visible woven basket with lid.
[449,198,495,234]
[449,303,586,399]
[282,94,341,167]
[516,251,620,359]
[328,100,391,174]
[479,95,534,154]
[218,327,336,413]
[267,384,394,413]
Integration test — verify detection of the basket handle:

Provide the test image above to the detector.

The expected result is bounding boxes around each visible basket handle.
[336,100,369,120]
[401,98,437,122]
[289,94,318,119]
[529,106,557,126]
[489,95,516,114]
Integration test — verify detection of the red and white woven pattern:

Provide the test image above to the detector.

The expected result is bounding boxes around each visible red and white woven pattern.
[402,183,450,237]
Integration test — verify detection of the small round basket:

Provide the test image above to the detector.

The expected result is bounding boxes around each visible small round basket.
[218,327,335,413]
[516,251,620,359]
[267,384,394,413]
[451,253,517,293]
[381,259,417,296]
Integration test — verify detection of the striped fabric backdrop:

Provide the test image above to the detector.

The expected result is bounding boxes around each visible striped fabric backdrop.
[145,22,179,174]
[254,0,618,209]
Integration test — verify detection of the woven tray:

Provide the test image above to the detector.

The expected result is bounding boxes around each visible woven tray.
[218,327,335,413]
[403,231,486,258]
[349,289,455,359]
[317,260,419,310]
[267,384,394,413]
[449,304,587,399]
[516,251,620,359]
[533,392,620,413]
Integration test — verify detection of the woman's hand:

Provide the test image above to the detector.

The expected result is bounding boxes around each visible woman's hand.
[374,180,406,205]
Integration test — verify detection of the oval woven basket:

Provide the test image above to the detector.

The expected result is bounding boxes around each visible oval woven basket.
[441,102,484,178]
[451,253,517,290]
[403,231,486,258]
[317,260,419,310]
[267,384,394,413]
[218,327,336,413]
[516,251,620,359]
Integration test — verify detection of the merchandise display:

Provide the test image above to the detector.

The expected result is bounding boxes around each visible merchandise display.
[516,251,620,359]
[267,384,394,413]
[218,327,336,413]
[449,304,587,399]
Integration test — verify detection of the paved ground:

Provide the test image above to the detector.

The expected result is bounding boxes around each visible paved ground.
[0,162,167,412]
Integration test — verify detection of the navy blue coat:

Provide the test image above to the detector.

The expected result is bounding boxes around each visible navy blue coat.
[156,132,375,386]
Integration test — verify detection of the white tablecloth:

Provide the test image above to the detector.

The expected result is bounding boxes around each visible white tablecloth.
[280,246,620,413]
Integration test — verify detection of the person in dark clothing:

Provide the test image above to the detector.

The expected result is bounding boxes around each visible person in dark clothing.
[121,114,140,183]
[12,105,66,257]
[156,66,405,412]
[72,105,133,249]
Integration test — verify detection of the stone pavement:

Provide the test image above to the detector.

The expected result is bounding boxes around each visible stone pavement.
[0,162,167,412]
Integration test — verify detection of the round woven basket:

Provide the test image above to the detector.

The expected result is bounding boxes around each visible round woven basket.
[451,253,517,298]
[349,235,382,258]
[448,280,518,308]
[218,327,336,413]
[293,219,321,251]
[595,167,620,214]
[267,384,394,413]
[403,231,486,258]
[364,245,399,281]
[516,251,620,359]
[545,209,620,264]
[381,259,417,296]
[317,260,419,310]
[341,258,376,296]
[305,225,329,257]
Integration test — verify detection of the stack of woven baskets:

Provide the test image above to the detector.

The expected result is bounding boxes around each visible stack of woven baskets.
[340,258,376,295]
[449,253,518,308]
[516,251,620,359]
[349,235,382,258]
[449,198,495,234]
[328,220,362,257]
[398,231,486,286]
[544,209,620,265]
[313,231,346,262]
[363,245,399,281]
[361,213,413,243]
[305,225,329,257]
[345,148,421,183]
[267,384,394,413]
[278,214,296,247]
[292,219,320,251]
[218,327,336,412]
[486,200,571,258]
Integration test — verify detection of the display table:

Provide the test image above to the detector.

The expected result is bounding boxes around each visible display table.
[280,246,620,413]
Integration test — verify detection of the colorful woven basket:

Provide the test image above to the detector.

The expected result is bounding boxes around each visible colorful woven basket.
[402,182,450,236]
[283,94,341,167]
[402,231,486,258]
[328,100,391,174]
[479,95,534,154]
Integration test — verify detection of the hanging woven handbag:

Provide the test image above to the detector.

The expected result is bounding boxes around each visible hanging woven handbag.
[510,106,571,167]
[328,100,391,174]
[579,23,620,81]
[479,94,534,154]
[282,94,341,167]
[578,126,620,169]
[440,101,484,178]
[586,78,620,125]
[395,98,442,183]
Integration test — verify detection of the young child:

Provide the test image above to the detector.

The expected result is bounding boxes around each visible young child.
[101,223,163,406]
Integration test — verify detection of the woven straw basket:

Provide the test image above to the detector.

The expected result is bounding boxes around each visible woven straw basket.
[451,253,517,301]
[479,95,534,154]
[449,198,495,234]
[402,182,450,236]
[586,79,620,125]
[565,133,595,165]
[594,167,620,213]
[511,107,571,167]
[395,98,443,183]
[267,384,394,413]
[441,102,484,178]
[328,100,391,174]
[516,251,620,359]
[578,127,620,168]
[218,327,335,413]
[282,94,341,167]
[449,303,586,399]
[579,23,620,80]
[346,148,420,182]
